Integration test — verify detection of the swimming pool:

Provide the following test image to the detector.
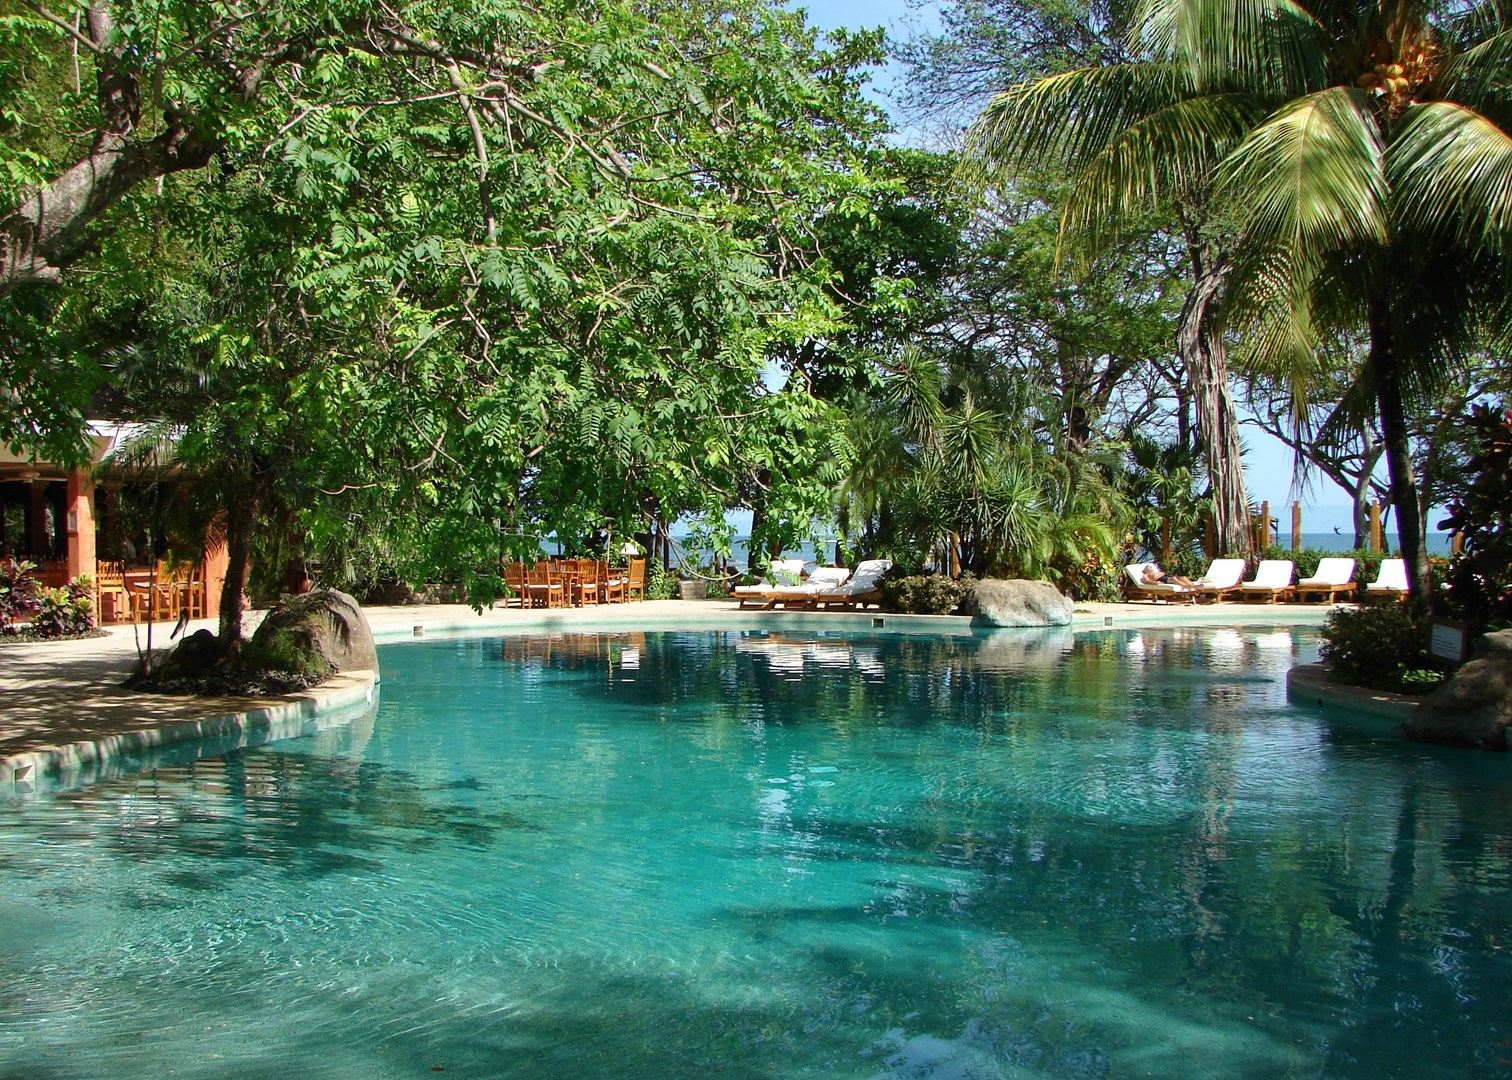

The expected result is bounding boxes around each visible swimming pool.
[2,627,1508,1078]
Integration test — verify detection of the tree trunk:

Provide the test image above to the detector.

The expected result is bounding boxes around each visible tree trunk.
[0,126,215,295]
[1367,301,1431,601]
[218,488,258,646]
[1178,247,1249,554]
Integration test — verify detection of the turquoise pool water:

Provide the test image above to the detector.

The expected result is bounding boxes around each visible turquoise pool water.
[2,627,1509,1078]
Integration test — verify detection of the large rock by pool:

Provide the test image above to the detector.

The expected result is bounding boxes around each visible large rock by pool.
[964,579,1074,628]
[1401,629,1512,750]
[249,588,378,676]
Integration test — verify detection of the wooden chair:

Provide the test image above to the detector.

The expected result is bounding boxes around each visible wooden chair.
[600,560,626,604]
[524,563,566,609]
[185,563,207,619]
[624,558,646,601]
[94,560,130,624]
[575,559,602,606]
[504,562,528,607]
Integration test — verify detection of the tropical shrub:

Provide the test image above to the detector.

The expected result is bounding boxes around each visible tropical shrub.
[0,560,41,635]
[880,572,974,615]
[1319,605,1446,695]
[31,577,96,639]
[645,564,678,601]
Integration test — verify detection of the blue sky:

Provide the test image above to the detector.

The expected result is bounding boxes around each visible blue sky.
[784,0,1377,532]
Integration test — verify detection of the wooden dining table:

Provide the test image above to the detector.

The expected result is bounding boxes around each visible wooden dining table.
[122,570,180,622]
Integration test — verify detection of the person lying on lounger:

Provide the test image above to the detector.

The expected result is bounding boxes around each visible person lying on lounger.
[1141,564,1197,589]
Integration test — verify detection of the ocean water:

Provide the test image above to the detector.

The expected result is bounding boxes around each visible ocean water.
[1,627,1508,1078]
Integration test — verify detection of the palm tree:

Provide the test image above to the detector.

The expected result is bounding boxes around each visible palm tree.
[964,0,1512,598]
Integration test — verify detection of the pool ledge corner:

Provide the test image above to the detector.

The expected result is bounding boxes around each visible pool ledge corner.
[1286,662,1419,723]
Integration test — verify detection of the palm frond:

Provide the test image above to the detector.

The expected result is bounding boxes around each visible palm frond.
[1217,87,1389,254]
[1438,28,1512,119]
[1059,93,1269,261]
[961,63,1196,186]
[1128,0,1331,95]
[1390,101,1512,262]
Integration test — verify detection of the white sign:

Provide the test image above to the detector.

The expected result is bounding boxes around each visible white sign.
[1429,620,1469,663]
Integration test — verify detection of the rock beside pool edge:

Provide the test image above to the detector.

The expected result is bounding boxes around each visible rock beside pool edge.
[249,587,380,678]
[1399,628,1512,751]
[963,579,1075,628]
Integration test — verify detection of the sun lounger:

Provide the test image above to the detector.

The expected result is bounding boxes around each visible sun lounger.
[1123,563,1196,603]
[734,559,808,609]
[812,559,893,610]
[1295,557,1357,603]
[1364,558,1409,599]
[1239,559,1295,603]
[758,565,853,610]
[1192,559,1247,601]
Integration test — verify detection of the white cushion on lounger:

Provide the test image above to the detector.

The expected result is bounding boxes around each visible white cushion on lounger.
[1196,559,1247,590]
[1366,558,1409,592]
[820,559,892,597]
[1298,558,1355,588]
[1240,560,1294,591]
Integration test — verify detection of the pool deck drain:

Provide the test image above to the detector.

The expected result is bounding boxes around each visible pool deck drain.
[1,598,1333,789]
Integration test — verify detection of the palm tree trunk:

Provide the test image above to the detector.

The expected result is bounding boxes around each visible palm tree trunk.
[218,487,257,646]
[1178,246,1249,555]
[1367,300,1430,601]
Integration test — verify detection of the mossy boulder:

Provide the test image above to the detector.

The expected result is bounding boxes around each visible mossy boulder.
[247,588,378,679]
[964,579,1074,628]
[1400,630,1512,750]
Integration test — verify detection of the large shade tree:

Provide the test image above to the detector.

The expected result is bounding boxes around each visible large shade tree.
[1,0,892,639]
[962,0,1512,596]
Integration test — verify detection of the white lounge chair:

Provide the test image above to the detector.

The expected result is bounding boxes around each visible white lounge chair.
[733,558,808,609]
[813,559,893,610]
[1365,558,1409,599]
[758,565,853,609]
[1295,557,1357,603]
[1193,558,1247,601]
[1123,562,1196,603]
[1239,559,1295,603]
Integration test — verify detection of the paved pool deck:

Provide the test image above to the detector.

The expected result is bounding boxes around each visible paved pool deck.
[1,597,1335,790]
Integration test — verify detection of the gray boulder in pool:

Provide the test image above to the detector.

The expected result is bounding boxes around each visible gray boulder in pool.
[250,588,379,675]
[964,579,1074,628]
[1401,629,1512,750]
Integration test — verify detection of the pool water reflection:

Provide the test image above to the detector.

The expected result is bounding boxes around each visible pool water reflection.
[1,627,1509,1078]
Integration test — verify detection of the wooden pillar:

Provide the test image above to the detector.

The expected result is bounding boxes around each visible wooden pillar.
[1291,502,1302,552]
[1159,519,1171,565]
[1451,532,1464,556]
[1258,500,1270,551]
[64,470,95,581]
[1368,501,1383,552]
[948,532,961,579]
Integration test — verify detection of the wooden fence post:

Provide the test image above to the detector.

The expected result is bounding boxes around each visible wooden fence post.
[1368,502,1382,552]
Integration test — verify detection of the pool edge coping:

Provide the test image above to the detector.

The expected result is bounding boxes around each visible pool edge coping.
[1,671,378,789]
[1285,662,1420,723]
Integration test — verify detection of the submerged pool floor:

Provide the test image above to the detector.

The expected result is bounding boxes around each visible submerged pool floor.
[1,627,1509,1078]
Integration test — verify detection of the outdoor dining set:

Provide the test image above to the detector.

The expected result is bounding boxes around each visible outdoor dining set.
[93,560,208,623]
[503,557,647,608]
